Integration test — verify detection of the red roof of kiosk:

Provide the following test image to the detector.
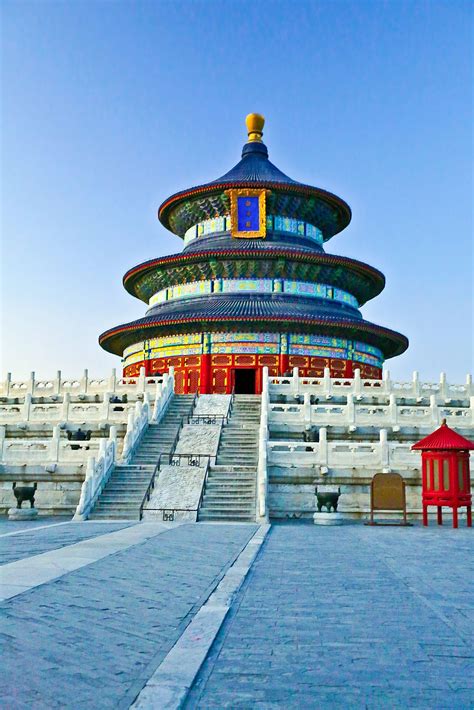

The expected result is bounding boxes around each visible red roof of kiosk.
[412,421,474,451]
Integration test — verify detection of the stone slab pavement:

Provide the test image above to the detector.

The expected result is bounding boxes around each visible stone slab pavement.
[1,522,257,709]
[0,517,69,535]
[0,520,137,565]
[186,523,474,709]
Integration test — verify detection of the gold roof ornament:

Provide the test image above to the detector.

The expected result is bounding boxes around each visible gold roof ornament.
[245,113,265,143]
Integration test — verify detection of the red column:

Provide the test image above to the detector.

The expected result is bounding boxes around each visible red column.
[453,506,458,529]
[200,354,211,394]
[279,354,290,376]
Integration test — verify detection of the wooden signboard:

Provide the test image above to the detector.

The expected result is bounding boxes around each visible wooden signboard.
[366,473,411,526]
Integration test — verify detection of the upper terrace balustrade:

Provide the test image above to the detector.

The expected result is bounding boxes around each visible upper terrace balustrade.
[0,368,163,398]
[269,368,473,403]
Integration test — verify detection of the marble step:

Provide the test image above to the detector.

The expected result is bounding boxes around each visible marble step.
[198,511,255,522]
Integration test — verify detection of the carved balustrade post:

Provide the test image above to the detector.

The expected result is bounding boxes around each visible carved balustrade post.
[23,393,32,422]
[109,368,117,393]
[54,370,62,395]
[430,394,439,425]
[323,367,332,398]
[61,392,70,421]
[354,368,362,399]
[81,369,89,394]
[262,366,269,399]
[412,370,421,400]
[27,371,35,395]
[291,367,299,396]
[101,393,110,420]
[143,392,151,421]
[319,427,328,474]
[383,369,391,396]
[4,372,12,397]
[50,425,61,462]
[466,374,473,399]
[389,394,398,428]
[109,424,117,441]
[380,428,390,472]
[0,425,5,463]
[346,393,355,430]
[440,371,450,402]
[153,381,163,420]
[303,392,311,429]
[138,366,146,392]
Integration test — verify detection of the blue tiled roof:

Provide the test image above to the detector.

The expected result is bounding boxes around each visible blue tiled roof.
[145,294,360,321]
[183,231,323,255]
[208,142,299,185]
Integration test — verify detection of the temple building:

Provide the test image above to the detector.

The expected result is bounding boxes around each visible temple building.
[99,115,408,394]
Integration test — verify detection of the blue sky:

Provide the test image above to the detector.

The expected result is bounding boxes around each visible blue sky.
[2,0,472,381]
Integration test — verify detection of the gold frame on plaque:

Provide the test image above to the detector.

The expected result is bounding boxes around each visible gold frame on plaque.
[226,188,267,239]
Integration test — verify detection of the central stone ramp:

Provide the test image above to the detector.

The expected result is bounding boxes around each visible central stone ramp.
[198,395,260,522]
[89,395,195,520]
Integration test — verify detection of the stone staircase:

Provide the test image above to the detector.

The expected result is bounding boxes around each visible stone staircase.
[89,395,195,520]
[198,395,261,522]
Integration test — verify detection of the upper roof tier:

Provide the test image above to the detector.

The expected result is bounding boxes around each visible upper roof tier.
[158,114,352,240]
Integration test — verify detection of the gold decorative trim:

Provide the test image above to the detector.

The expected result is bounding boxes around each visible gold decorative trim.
[226,188,267,239]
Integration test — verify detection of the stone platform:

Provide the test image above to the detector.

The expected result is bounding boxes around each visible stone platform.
[1,519,472,709]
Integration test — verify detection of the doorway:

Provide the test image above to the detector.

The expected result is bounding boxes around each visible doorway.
[234,368,256,394]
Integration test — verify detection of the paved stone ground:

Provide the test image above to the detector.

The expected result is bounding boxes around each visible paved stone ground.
[0,521,137,564]
[1,523,256,709]
[187,523,474,709]
[0,517,68,535]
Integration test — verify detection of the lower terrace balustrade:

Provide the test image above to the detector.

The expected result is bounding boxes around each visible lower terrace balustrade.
[268,435,419,471]
[268,396,474,431]
[0,368,164,398]
[268,368,473,402]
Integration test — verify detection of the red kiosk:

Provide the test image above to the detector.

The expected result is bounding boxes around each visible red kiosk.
[412,420,473,528]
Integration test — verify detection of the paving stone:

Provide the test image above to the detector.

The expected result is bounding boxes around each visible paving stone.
[186,523,474,709]
[1,523,256,708]
[0,520,137,564]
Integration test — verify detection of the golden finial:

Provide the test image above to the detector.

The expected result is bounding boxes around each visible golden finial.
[246,113,265,143]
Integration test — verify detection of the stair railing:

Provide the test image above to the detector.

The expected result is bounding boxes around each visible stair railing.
[121,395,151,464]
[186,414,229,425]
[139,453,162,520]
[73,426,117,520]
[196,456,212,519]
[229,386,236,416]
[256,367,270,522]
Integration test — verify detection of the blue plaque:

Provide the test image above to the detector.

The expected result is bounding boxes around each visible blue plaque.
[237,196,259,232]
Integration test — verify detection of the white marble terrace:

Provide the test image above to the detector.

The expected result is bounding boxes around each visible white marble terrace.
[262,367,473,519]
[1,366,473,519]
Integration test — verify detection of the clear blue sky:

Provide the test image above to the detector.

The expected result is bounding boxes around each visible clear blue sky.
[2,0,472,382]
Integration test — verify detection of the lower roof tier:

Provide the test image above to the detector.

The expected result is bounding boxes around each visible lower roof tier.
[99,307,408,360]
[123,249,385,306]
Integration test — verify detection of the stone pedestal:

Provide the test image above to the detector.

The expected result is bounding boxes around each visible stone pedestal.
[8,507,39,521]
[313,511,344,526]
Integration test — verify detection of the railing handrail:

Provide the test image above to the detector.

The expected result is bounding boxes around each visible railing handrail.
[187,414,229,425]
[139,452,162,520]
[197,456,211,515]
